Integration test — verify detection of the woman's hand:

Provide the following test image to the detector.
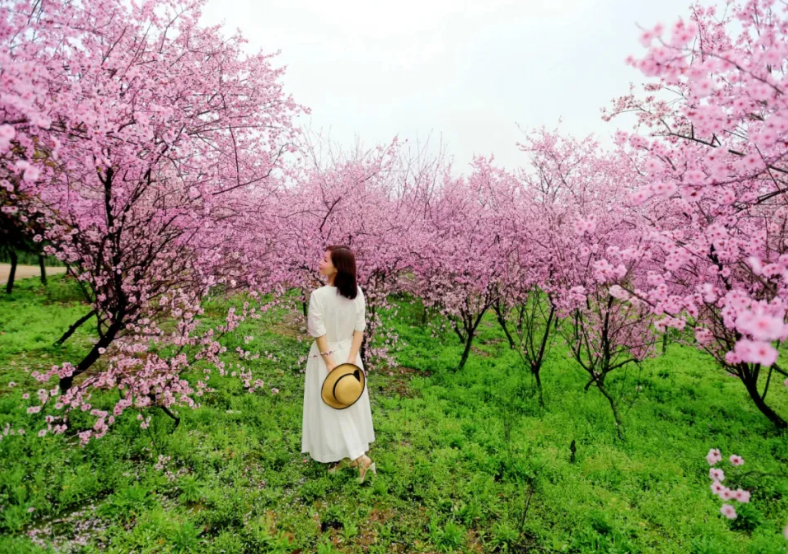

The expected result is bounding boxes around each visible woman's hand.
[326,360,338,373]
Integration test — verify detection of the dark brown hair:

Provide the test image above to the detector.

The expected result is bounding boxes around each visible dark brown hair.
[327,244,358,300]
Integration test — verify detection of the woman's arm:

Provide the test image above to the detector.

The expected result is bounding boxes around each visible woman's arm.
[308,291,338,372]
[316,334,338,372]
[347,288,367,365]
[346,330,364,364]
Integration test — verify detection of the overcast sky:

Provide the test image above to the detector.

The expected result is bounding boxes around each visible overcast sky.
[201,0,693,172]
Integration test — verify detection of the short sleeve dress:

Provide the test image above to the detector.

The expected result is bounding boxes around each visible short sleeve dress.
[301,284,376,463]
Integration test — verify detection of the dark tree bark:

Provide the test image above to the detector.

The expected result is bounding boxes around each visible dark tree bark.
[5,249,17,294]
[39,254,47,286]
[54,310,97,346]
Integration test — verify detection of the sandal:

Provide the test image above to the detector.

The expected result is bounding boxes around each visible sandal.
[355,455,377,484]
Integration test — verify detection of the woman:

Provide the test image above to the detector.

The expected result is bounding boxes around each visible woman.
[301,244,376,482]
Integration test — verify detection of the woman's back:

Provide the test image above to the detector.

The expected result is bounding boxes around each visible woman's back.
[308,285,366,344]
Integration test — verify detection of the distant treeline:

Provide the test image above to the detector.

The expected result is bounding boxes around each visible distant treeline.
[0,249,64,267]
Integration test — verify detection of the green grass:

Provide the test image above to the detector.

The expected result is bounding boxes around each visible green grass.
[1,276,787,553]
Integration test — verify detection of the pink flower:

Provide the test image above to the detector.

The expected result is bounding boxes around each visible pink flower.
[720,504,737,519]
[729,455,744,467]
[26,406,41,414]
[734,339,778,367]
[38,429,47,438]
[271,388,279,394]
[8,382,15,388]
[737,312,785,342]
[719,487,734,501]
[706,448,722,466]
[747,257,763,276]
[733,489,750,503]
[783,519,788,540]
[0,124,15,149]
[23,165,40,182]
[710,481,725,496]
[709,468,725,481]
[27,507,35,513]
[695,328,713,345]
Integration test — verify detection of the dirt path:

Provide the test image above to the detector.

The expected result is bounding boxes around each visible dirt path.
[0,263,67,285]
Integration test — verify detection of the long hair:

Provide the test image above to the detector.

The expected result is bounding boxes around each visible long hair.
[327,244,358,300]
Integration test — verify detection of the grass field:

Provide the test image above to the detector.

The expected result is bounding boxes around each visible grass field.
[1,275,787,553]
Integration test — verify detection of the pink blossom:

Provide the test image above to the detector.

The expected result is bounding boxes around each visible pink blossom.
[734,340,778,367]
[0,124,15,151]
[710,481,725,496]
[706,448,722,466]
[737,312,786,342]
[733,489,750,503]
[38,429,47,438]
[23,165,40,182]
[729,455,744,467]
[709,468,725,481]
[720,504,737,520]
[695,328,713,346]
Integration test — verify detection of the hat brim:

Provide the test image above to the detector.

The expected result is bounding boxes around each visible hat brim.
[321,362,366,410]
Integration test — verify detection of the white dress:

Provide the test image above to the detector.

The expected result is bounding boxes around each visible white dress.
[301,284,375,463]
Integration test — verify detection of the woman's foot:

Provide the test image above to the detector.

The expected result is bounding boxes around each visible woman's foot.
[354,454,376,484]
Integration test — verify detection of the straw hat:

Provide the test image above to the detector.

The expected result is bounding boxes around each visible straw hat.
[321,362,366,409]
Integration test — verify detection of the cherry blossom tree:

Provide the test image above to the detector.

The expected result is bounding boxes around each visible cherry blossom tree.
[606,0,788,428]
[521,130,657,433]
[1,0,302,442]
[413,157,519,371]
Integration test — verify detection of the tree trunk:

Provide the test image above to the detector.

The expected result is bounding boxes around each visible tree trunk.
[532,366,544,408]
[59,318,123,394]
[742,375,787,429]
[596,380,624,440]
[516,304,526,335]
[54,310,96,346]
[451,319,466,345]
[5,249,17,294]
[494,302,516,350]
[38,254,47,286]
[458,329,475,371]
